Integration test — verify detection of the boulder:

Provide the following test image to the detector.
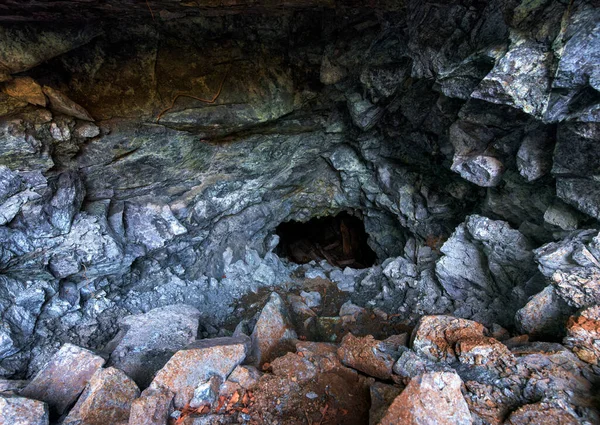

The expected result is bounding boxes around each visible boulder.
[0,394,49,425]
[435,215,538,327]
[515,285,574,339]
[249,292,297,366]
[189,375,222,408]
[43,86,94,121]
[516,126,554,181]
[392,348,451,380]
[149,336,249,409]
[552,268,600,309]
[63,367,140,425]
[564,305,600,365]
[227,365,261,390]
[337,333,398,380]
[128,387,174,425]
[505,401,580,425]
[472,43,552,118]
[0,379,27,394]
[378,372,472,425]
[270,352,318,383]
[455,336,514,367]
[553,123,600,219]
[451,154,504,187]
[4,77,46,106]
[108,304,200,388]
[369,382,402,425]
[411,315,487,363]
[20,343,105,414]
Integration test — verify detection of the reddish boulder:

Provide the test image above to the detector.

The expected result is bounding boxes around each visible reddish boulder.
[63,367,140,425]
[128,387,174,425]
[564,305,600,365]
[337,333,398,380]
[411,315,487,362]
[0,394,49,425]
[21,343,105,414]
[505,401,580,425]
[149,336,248,409]
[378,372,472,425]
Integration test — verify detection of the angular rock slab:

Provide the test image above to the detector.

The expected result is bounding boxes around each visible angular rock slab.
[411,315,487,363]
[128,386,174,425]
[108,304,200,388]
[515,285,574,339]
[227,365,261,389]
[564,305,600,365]
[150,336,249,409]
[4,77,46,106]
[21,343,105,414]
[249,292,297,366]
[505,401,580,425]
[43,86,94,121]
[0,394,49,425]
[63,367,140,425]
[378,372,472,425]
[337,333,398,380]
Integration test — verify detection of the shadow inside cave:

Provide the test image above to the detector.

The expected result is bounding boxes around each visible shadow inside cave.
[275,211,377,269]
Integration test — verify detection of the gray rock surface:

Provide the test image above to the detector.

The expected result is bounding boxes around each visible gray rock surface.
[249,292,297,366]
[515,285,574,339]
[0,393,49,425]
[108,304,200,388]
[436,215,539,327]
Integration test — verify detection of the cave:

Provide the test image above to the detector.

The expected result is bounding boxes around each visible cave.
[0,1,599,424]
[276,212,378,269]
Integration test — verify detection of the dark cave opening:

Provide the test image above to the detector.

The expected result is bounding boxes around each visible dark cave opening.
[275,211,378,269]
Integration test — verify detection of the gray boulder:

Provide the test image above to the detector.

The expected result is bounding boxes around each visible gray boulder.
[108,304,200,388]
[436,215,539,326]
[249,292,297,366]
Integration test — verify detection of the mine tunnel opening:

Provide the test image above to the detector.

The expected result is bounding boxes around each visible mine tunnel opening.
[275,211,378,269]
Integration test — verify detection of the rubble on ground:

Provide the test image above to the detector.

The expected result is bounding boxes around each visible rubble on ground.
[2,292,599,424]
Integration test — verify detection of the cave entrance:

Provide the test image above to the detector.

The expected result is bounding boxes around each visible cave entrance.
[275,212,377,269]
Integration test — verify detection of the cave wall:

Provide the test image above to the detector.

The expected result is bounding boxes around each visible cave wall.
[0,0,599,377]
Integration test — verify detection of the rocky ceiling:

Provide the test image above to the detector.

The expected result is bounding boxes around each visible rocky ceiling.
[0,0,402,22]
[0,0,600,422]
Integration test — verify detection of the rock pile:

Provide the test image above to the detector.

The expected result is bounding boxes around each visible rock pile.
[1,292,599,424]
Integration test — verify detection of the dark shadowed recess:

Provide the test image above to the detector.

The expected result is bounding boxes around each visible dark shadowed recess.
[275,211,378,269]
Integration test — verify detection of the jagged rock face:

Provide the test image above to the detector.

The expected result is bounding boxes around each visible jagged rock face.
[0,0,599,380]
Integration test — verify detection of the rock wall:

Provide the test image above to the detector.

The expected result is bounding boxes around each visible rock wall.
[0,0,599,378]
